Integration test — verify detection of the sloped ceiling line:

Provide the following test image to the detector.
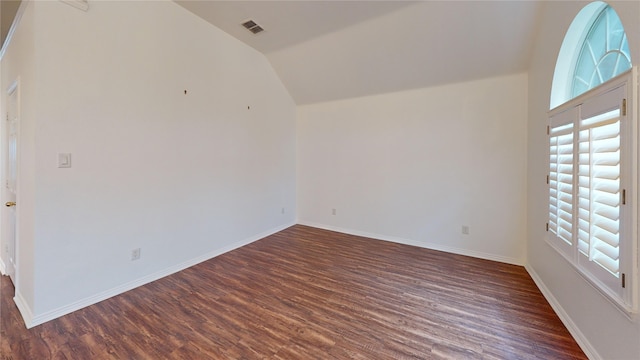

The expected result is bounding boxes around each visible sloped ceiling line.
[181,1,543,105]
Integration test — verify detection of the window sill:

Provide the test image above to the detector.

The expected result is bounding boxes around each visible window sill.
[545,238,637,321]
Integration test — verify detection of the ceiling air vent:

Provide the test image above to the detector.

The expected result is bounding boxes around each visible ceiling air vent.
[241,20,264,35]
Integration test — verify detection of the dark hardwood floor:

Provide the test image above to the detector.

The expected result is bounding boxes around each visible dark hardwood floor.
[1,225,586,359]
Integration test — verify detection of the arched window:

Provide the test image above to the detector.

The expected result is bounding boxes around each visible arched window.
[550,2,631,108]
[571,5,631,97]
[547,2,636,313]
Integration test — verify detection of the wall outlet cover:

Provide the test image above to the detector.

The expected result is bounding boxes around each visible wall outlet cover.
[57,153,72,168]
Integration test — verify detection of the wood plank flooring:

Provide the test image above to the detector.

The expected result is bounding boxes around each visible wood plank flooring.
[1,225,586,359]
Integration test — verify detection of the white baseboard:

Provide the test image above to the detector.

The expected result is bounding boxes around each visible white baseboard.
[22,222,295,329]
[13,290,33,327]
[0,257,6,275]
[297,221,523,266]
[525,265,600,360]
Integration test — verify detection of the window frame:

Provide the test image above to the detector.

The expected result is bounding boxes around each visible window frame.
[570,5,632,98]
[547,68,638,315]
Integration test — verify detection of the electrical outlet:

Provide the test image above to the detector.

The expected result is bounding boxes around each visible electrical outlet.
[131,248,141,261]
[462,225,470,235]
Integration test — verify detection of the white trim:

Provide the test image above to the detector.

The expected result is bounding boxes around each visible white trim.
[633,70,640,315]
[60,0,89,12]
[525,264,601,360]
[297,221,523,266]
[2,78,20,285]
[13,289,33,327]
[0,0,30,61]
[20,222,295,329]
[546,238,636,320]
[550,69,633,115]
[0,257,6,275]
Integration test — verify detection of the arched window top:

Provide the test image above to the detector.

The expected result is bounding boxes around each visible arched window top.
[550,2,632,109]
[572,6,631,97]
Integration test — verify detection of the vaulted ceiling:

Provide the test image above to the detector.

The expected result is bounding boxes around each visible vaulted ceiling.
[175,1,543,105]
[2,1,543,105]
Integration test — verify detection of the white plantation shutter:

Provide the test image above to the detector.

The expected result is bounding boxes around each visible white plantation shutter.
[547,72,634,311]
[577,113,620,274]
[548,108,576,258]
[549,125,574,246]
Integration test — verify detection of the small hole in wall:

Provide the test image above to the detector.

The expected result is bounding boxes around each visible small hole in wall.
[248,106,250,110]
[184,90,187,95]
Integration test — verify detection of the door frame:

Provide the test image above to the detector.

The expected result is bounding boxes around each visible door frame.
[1,78,20,285]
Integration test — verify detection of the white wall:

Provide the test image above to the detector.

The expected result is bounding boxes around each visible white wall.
[2,0,296,326]
[297,73,528,265]
[527,1,640,359]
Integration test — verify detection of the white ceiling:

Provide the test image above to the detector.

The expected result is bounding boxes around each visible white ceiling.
[175,1,543,105]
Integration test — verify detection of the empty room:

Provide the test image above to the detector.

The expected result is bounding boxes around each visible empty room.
[0,0,639,359]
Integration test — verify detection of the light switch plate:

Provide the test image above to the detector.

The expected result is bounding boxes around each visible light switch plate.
[58,153,72,168]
